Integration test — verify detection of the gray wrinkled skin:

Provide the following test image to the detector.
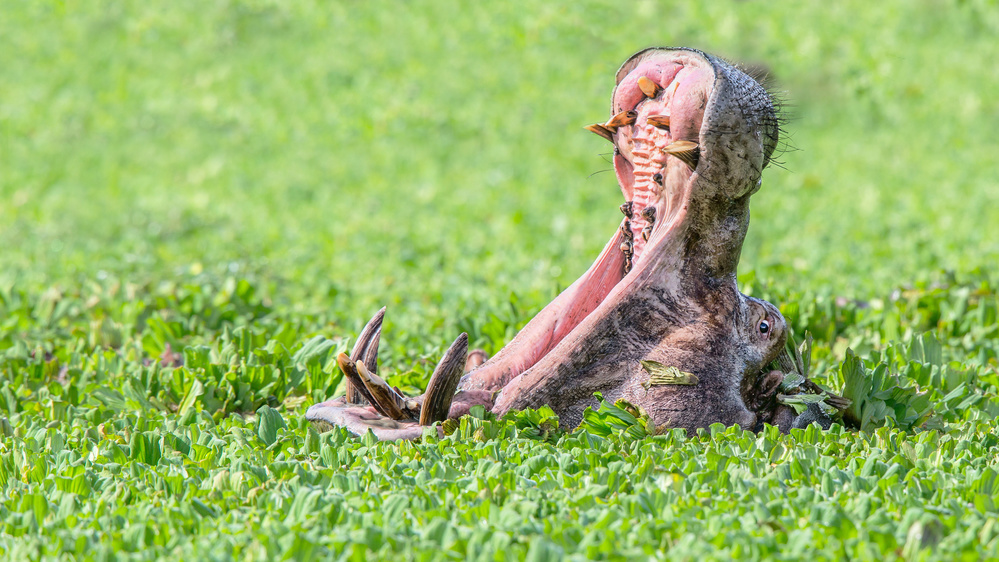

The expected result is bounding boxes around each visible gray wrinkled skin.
[307,48,800,439]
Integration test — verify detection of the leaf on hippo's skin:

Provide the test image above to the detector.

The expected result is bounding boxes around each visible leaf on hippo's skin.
[640,360,699,387]
[777,392,835,415]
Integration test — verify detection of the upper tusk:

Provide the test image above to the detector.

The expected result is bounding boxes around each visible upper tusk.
[638,76,662,98]
[662,140,700,170]
[605,110,637,129]
[646,114,670,129]
[584,123,615,142]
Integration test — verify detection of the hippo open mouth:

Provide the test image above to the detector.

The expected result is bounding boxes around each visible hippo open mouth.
[306,48,810,440]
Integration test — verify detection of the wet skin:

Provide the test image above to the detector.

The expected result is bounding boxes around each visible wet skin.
[307,47,799,440]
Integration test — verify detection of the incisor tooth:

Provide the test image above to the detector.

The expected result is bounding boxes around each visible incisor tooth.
[356,360,407,420]
[638,76,662,98]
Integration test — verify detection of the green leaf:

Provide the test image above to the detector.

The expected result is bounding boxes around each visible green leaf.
[256,405,286,446]
[178,378,205,422]
[183,345,212,369]
[780,372,806,392]
[777,393,828,415]
[577,396,652,439]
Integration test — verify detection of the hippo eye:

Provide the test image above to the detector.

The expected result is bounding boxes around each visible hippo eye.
[758,320,770,335]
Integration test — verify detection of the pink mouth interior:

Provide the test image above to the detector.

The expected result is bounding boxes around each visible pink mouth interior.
[463,56,713,391]
[614,61,710,264]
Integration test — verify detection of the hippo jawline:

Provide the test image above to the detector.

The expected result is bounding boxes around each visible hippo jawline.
[306,47,790,440]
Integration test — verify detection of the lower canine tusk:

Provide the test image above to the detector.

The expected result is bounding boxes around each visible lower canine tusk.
[420,333,469,426]
[346,307,386,404]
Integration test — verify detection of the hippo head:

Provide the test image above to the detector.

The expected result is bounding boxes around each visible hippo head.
[307,47,796,439]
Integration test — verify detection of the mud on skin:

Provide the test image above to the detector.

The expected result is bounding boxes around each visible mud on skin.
[307,47,819,440]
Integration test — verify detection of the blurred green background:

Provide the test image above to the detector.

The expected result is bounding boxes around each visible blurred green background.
[3,3,999,558]
[2,0,998,331]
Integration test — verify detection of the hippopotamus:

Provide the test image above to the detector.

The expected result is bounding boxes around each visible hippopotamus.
[306,47,825,440]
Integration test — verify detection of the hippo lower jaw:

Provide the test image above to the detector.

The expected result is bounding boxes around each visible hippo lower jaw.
[307,48,794,440]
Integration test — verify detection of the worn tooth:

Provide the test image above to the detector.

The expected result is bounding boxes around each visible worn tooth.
[619,201,633,218]
[642,225,653,242]
[641,206,657,223]
[420,333,468,426]
[620,219,631,236]
[356,360,408,420]
[638,76,662,98]
[620,241,633,253]
[652,172,663,186]
[646,114,670,129]
[605,110,637,129]
[585,123,615,142]
[663,140,700,170]
[346,307,386,404]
